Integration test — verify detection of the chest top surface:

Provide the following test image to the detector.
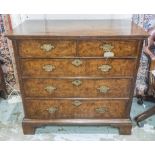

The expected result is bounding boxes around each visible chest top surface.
[6,20,148,39]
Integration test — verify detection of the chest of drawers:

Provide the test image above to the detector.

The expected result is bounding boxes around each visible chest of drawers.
[7,20,148,135]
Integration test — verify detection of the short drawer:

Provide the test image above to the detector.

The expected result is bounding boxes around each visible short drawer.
[21,59,136,77]
[24,99,128,119]
[23,78,132,98]
[18,40,76,58]
[78,40,139,57]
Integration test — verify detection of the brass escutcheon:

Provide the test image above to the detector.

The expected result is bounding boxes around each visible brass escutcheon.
[72,59,82,67]
[72,80,82,86]
[97,86,110,93]
[42,64,55,72]
[72,100,82,106]
[98,64,112,72]
[40,43,55,52]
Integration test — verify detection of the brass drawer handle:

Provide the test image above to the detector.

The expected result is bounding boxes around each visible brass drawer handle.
[42,64,55,72]
[44,86,56,94]
[98,64,112,72]
[40,43,55,52]
[72,80,82,86]
[72,59,82,67]
[95,107,108,113]
[100,44,114,57]
[46,107,58,113]
[72,100,82,106]
[97,86,110,93]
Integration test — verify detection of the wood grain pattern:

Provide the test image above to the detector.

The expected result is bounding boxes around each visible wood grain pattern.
[6,20,148,38]
[24,99,128,119]
[18,40,76,58]
[78,40,139,57]
[23,78,132,98]
[21,58,136,77]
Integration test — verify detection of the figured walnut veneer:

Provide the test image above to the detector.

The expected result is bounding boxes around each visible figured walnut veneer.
[21,59,136,77]
[23,79,132,98]
[24,99,128,119]
[78,40,138,57]
[19,40,76,58]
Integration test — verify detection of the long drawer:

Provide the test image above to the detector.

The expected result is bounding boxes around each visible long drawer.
[24,99,129,119]
[78,40,139,57]
[21,59,136,77]
[18,40,76,58]
[23,78,132,98]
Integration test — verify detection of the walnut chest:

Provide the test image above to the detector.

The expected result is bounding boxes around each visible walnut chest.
[7,20,148,135]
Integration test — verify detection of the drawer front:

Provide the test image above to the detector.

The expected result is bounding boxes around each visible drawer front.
[18,40,76,57]
[23,79,131,98]
[21,59,136,77]
[78,40,138,57]
[24,99,128,119]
